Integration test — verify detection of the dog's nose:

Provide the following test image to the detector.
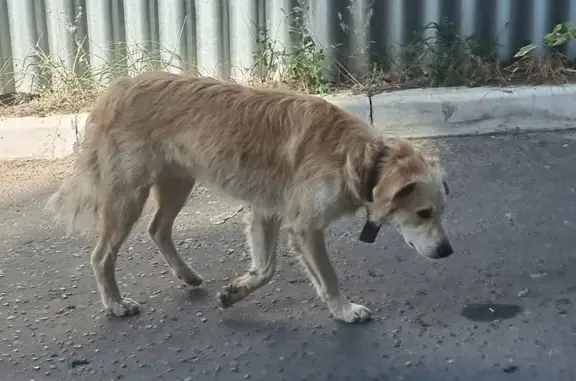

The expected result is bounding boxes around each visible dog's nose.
[434,240,453,259]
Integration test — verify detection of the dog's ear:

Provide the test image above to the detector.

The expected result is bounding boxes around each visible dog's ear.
[374,163,421,205]
[392,181,418,201]
[373,174,421,209]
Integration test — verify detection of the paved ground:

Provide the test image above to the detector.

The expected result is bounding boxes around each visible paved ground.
[1,131,576,381]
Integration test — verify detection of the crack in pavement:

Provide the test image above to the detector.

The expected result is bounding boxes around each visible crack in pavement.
[367,89,374,126]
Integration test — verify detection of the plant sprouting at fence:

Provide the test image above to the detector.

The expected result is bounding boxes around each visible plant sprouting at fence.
[251,0,331,94]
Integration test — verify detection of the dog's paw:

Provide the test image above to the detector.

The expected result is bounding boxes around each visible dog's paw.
[105,298,141,317]
[332,302,371,323]
[216,284,248,309]
[174,268,204,287]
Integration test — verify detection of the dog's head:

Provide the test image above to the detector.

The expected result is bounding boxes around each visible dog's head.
[367,140,453,260]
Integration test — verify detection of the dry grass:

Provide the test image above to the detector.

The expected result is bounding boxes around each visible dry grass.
[334,20,576,96]
[1,19,576,119]
[0,39,197,118]
[352,54,576,97]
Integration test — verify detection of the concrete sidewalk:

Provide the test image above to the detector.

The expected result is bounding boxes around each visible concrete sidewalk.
[2,85,576,160]
[0,113,87,160]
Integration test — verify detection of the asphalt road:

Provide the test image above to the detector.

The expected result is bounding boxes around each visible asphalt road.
[1,131,576,381]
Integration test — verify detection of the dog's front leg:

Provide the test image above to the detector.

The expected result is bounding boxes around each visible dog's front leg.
[288,228,371,323]
[217,209,281,308]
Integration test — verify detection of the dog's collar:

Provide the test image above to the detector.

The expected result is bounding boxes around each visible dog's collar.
[359,149,387,244]
[365,150,386,203]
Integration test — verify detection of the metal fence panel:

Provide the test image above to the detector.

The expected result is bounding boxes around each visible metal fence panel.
[1,0,576,95]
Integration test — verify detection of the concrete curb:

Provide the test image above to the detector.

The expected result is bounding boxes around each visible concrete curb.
[367,85,576,138]
[0,113,87,160]
[2,85,576,160]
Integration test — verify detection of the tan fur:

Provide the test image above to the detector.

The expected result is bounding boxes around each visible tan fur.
[47,71,452,323]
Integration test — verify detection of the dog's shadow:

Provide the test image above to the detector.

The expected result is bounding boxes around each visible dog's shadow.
[184,287,210,301]
[217,307,377,364]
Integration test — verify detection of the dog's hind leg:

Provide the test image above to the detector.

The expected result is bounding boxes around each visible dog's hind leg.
[217,209,280,308]
[147,175,204,286]
[288,228,371,323]
[91,187,150,317]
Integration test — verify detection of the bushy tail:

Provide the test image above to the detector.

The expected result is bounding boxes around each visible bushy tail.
[46,123,102,236]
[47,75,137,236]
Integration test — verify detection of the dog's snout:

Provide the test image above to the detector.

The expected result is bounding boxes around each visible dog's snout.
[434,240,453,259]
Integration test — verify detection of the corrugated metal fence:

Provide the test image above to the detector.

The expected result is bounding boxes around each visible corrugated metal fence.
[1,0,576,95]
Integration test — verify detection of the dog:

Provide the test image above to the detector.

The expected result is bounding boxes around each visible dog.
[47,71,453,323]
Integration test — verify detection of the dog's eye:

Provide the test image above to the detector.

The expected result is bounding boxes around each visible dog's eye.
[417,208,433,219]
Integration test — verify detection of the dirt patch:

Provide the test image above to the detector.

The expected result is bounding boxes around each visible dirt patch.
[0,157,75,206]
[0,98,92,119]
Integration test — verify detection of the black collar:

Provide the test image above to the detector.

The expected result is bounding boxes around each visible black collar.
[359,149,387,244]
[365,150,387,203]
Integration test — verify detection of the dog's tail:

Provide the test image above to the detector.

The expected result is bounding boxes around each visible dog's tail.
[47,76,137,236]
[46,123,102,236]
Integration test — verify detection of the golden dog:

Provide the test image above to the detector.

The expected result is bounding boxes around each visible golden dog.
[47,71,453,323]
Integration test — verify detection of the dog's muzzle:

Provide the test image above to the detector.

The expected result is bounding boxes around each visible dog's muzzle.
[431,240,453,259]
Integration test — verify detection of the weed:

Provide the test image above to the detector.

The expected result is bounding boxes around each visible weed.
[370,18,499,91]
[282,2,331,94]
[349,19,576,94]
[283,33,330,94]
[1,6,197,117]
[510,22,576,84]
[516,22,576,58]
[250,0,331,94]
[251,30,283,85]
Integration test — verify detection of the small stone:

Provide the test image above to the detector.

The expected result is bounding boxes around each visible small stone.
[69,358,90,368]
[530,272,547,279]
[555,298,572,307]
[6,316,15,320]
[517,288,529,298]
[503,365,518,373]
